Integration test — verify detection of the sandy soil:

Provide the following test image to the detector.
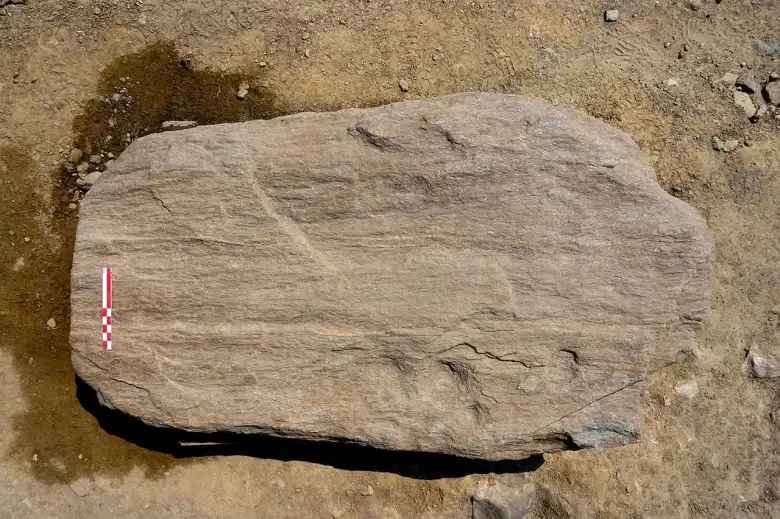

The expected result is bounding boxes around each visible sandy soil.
[1,0,779,517]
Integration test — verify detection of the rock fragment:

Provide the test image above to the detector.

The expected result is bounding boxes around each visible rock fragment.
[744,344,780,379]
[472,483,535,519]
[162,121,198,131]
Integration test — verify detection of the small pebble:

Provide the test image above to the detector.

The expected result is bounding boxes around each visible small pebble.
[8,231,14,236]
[68,149,83,163]
[23,236,30,242]
[68,203,78,211]
[47,318,56,329]
[259,61,267,67]
[78,171,102,190]
[236,82,249,100]
[32,454,38,462]
[604,9,619,22]
[89,154,101,164]
[675,379,699,400]
[302,32,310,40]
[76,162,89,174]
[769,71,779,81]
[360,484,374,496]
[304,49,311,58]
[398,79,409,92]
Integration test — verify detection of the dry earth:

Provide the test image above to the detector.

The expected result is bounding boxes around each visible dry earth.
[1,0,779,518]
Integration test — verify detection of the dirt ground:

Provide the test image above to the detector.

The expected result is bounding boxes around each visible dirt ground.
[1,0,779,517]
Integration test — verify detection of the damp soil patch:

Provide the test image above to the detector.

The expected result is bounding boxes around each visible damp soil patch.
[5,41,283,484]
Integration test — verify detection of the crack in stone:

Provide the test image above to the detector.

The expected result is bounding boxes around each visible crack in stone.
[79,353,169,415]
[437,342,541,369]
[528,378,643,436]
[149,188,174,216]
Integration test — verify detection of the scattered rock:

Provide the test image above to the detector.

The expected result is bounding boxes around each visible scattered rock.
[712,136,739,152]
[69,478,91,497]
[686,0,703,10]
[472,482,536,519]
[70,93,714,460]
[46,318,56,329]
[236,82,249,100]
[32,453,37,461]
[751,103,769,122]
[675,379,699,400]
[162,120,198,131]
[398,79,409,92]
[76,162,90,174]
[360,485,374,496]
[104,160,115,170]
[733,91,756,116]
[769,71,779,82]
[714,72,738,85]
[604,9,619,22]
[304,49,311,58]
[735,72,758,93]
[302,32,310,40]
[744,344,780,379]
[23,236,30,242]
[765,82,780,106]
[68,149,83,163]
[663,77,680,87]
[68,203,78,211]
[755,38,780,57]
[89,154,102,164]
[77,171,102,190]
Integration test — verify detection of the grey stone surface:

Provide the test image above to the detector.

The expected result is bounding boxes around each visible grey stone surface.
[472,482,535,519]
[70,93,713,460]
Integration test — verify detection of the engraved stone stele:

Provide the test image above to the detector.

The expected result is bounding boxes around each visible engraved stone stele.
[71,93,713,460]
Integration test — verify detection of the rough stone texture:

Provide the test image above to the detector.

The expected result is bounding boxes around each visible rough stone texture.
[472,482,536,519]
[70,93,713,460]
[744,344,780,379]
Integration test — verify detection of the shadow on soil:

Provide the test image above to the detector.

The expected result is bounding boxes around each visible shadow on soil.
[76,377,544,480]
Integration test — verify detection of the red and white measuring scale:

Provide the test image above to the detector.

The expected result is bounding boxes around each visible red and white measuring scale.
[102,267,112,350]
